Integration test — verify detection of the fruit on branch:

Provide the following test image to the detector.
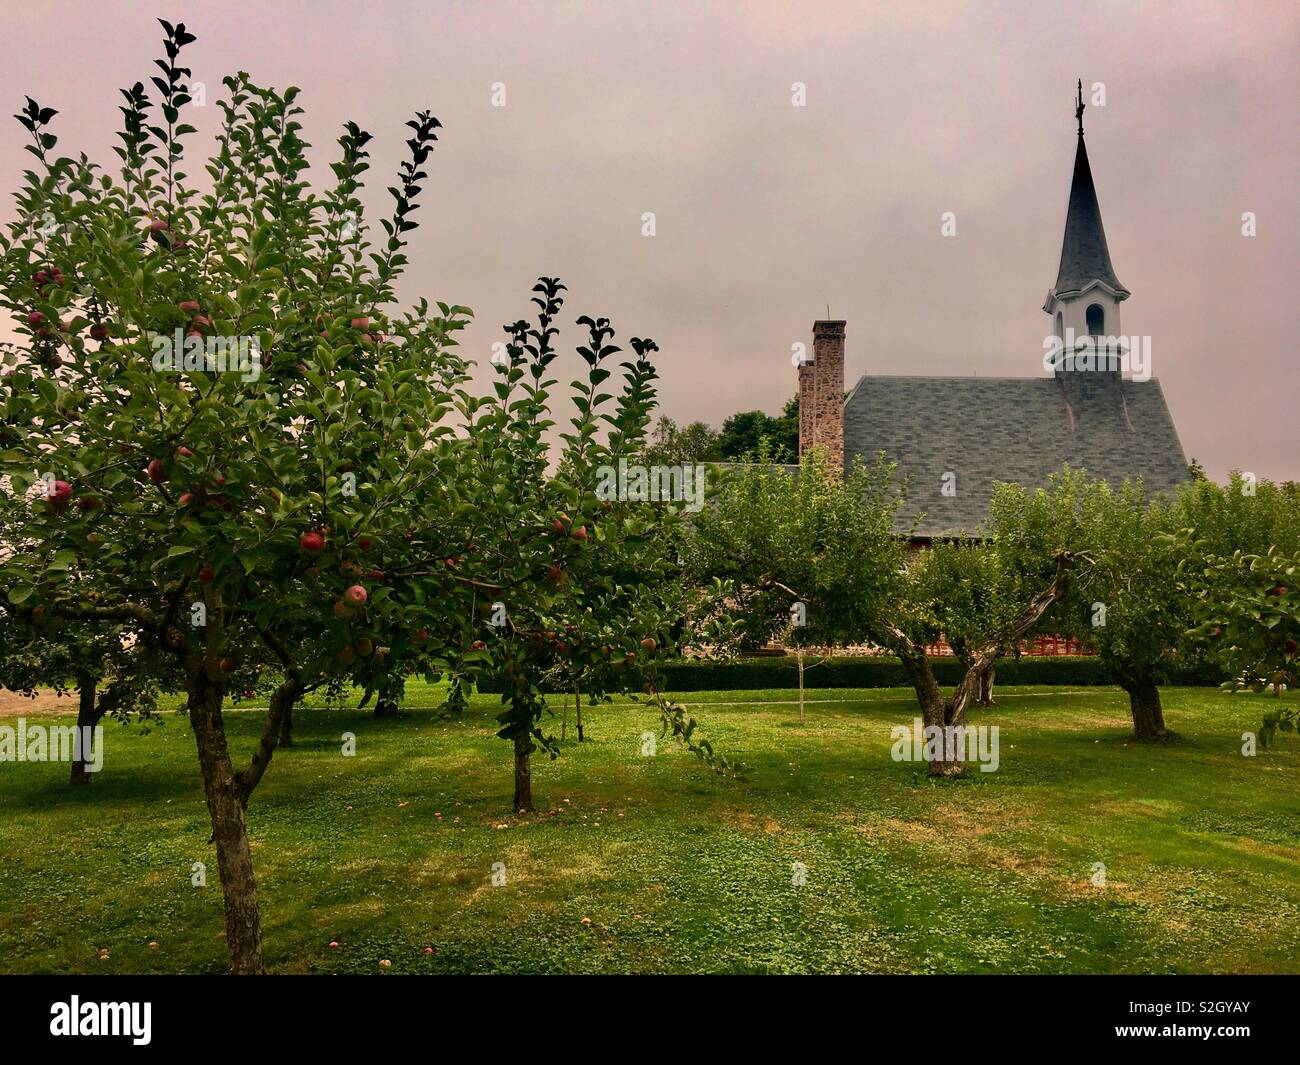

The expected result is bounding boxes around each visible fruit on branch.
[639,637,656,651]
[198,565,215,583]
[147,459,166,484]
[178,300,200,313]
[300,531,326,552]
[344,584,368,607]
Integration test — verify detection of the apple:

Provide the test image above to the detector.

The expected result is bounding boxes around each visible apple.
[148,218,168,234]
[356,536,373,550]
[328,941,339,949]
[147,458,166,484]
[177,492,197,507]
[76,494,100,512]
[470,639,486,651]
[177,446,194,459]
[444,556,459,570]
[340,560,362,577]
[639,637,657,651]
[198,565,215,583]
[300,531,326,552]
[350,316,370,330]
[32,269,49,286]
[89,323,109,341]
[1271,585,1288,597]
[191,315,213,330]
[338,645,357,666]
[178,299,201,313]
[355,637,374,657]
[552,514,570,532]
[625,651,637,663]
[547,564,563,584]
[414,628,429,644]
[1284,639,1298,654]
[344,584,368,606]
[45,479,72,502]
[25,310,45,328]
[365,569,384,581]
[333,600,354,619]
[571,526,588,541]
[218,657,235,673]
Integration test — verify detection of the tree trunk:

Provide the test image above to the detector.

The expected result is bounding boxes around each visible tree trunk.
[798,650,805,725]
[977,663,996,707]
[575,681,584,743]
[70,676,103,786]
[513,733,532,813]
[895,647,964,777]
[1116,662,1166,739]
[374,698,399,718]
[188,662,265,974]
[561,691,568,741]
[277,701,293,746]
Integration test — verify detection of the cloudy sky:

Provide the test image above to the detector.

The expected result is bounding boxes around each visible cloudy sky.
[3,0,1296,481]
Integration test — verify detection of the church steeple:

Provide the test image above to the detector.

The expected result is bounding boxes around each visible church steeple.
[1044,80,1129,375]
[1054,80,1127,298]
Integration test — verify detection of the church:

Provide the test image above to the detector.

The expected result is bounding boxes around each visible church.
[796,85,1190,541]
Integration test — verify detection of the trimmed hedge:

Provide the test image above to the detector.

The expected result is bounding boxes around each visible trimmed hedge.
[477,654,1226,693]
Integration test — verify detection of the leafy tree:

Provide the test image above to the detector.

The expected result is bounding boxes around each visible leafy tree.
[461,280,734,811]
[642,416,721,466]
[0,22,519,973]
[717,396,799,462]
[688,452,1079,775]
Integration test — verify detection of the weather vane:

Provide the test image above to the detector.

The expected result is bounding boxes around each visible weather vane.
[1075,78,1085,136]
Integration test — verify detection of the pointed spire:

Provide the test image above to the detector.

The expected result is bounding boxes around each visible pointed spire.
[1054,79,1127,297]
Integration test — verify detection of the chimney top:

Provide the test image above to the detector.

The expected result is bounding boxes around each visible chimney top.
[813,320,846,335]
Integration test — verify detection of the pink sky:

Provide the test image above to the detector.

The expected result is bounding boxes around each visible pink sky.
[3,0,1297,481]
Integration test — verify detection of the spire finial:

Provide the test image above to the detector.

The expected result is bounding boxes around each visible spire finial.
[1075,78,1085,137]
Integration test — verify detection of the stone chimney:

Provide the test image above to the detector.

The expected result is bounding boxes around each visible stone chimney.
[800,319,845,469]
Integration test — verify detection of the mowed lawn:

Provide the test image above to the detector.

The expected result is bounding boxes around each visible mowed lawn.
[1,684,1297,974]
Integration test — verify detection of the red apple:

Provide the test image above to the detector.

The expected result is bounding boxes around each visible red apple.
[300,531,326,552]
[350,316,370,330]
[571,525,588,541]
[89,323,109,342]
[177,492,196,507]
[640,637,656,651]
[147,458,166,484]
[178,300,201,313]
[1284,639,1297,654]
[470,639,486,651]
[198,565,215,583]
[344,584,368,607]
[46,479,72,502]
[218,657,235,672]
[414,628,429,644]
[177,446,194,459]
[148,218,169,234]
[26,310,45,328]
[333,600,354,619]
[1271,585,1288,597]
[75,494,99,512]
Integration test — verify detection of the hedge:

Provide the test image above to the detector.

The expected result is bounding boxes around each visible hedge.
[476,654,1226,693]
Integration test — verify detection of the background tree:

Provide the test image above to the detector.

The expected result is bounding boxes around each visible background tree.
[641,416,721,466]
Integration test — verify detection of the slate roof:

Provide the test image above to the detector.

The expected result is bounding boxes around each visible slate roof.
[842,373,1189,538]
[1054,135,1127,296]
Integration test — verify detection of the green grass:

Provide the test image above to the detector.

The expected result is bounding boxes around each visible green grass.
[1,685,1297,974]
